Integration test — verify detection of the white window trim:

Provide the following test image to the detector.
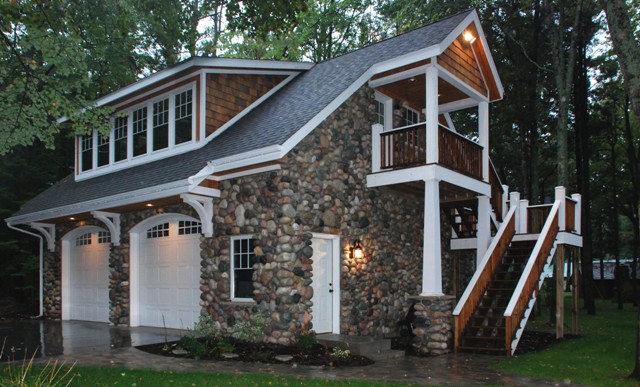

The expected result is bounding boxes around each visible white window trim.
[76,83,198,180]
[374,91,393,131]
[230,235,256,302]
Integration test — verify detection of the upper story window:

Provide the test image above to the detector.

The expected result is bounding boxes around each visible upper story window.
[231,236,256,300]
[375,100,385,126]
[76,85,195,178]
[403,107,420,126]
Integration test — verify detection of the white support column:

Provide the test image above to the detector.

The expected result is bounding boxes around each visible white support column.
[555,186,567,231]
[501,184,509,220]
[572,193,582,234]
[421,178,443,296]
[477,195,491,269]
[519,199,529,234]
[425,64,439,165]
[372,124,383,173]
[478,101,489,182]
[510,192,520,233]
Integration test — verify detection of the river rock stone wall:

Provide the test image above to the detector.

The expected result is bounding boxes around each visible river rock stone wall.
[40,84,465,355]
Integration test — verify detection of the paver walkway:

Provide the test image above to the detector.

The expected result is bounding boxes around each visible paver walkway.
[2,320,576,386]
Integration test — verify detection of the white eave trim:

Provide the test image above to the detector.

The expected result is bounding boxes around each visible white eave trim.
[59,58,314,123]
[6,179,192,226]
[439,11,504,100]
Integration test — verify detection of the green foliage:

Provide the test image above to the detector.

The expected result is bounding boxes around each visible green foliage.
[193,315,221,341]
[57,366,407,386]
[295,329,318,350]
[177,334,207,360]
[231,311,268,343]
[215,340,236,354]
[495,298,638,386]
[1,340,75,386]
[330,347,351,360]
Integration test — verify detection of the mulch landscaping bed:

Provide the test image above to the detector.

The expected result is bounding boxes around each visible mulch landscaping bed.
[136,338,375,367]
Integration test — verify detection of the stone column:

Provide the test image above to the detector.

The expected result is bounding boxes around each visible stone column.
[409,295,455,355]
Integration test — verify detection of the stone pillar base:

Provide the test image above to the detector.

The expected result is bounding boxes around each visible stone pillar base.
[408,295,456,356]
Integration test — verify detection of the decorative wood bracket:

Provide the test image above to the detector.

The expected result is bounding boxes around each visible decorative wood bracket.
[30,222,56,252]
[91,211,121,246]
[180,193,214,237]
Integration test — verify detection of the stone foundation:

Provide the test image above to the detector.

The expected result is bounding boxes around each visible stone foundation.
[409,295,456,356]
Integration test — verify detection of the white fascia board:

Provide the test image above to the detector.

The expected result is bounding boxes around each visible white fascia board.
[369,46,440,77]
[208,145,282,171]
[279,70,375,155]
[366,165,438,187]
[214,164,282,181]
[435,167,491,196]
[439,98,478,113]
[205,72,301,143]
[557,232,583,247]
[439,11,504,100]
[59,59,313,122]
[5,180,191,226]
[451,237,478,250]
[368,65,428,88]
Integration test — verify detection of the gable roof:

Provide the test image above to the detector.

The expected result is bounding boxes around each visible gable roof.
[8,9,494,225]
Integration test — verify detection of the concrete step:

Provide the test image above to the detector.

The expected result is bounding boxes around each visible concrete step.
[316,334,405,361]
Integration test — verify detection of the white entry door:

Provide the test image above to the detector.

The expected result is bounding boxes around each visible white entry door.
[139,219,201,329]
[311,236,338,333]
[68,231,110,323]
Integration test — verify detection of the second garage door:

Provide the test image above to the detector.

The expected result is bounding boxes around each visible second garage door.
[138,217,202,329]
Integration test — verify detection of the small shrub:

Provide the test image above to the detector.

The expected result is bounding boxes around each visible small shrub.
[194,315,221,341]
[231,312,268,343]
[295,329,317,350]
[178,335,207,360]
[216,341,236,354]
[330,347,351,360]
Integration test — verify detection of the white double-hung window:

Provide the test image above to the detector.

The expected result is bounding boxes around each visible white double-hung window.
[76,84,195,178]
[230,236,256,301]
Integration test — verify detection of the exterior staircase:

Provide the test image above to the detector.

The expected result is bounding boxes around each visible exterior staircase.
[444,202,478,238]
[316,334,405,361]
[453,187,580,356]
[457,240,535,353]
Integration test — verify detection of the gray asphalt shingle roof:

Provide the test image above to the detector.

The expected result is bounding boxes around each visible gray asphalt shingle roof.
[9,10,473,223]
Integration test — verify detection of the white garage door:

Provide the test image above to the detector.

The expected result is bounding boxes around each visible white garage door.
[69,230,110,322]
[139,219,202,329]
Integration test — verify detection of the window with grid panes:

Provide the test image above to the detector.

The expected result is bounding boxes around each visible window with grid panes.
[114,116,128,162]
[153,99,169,151]
[174,90,192,144]
[231,236,256,299]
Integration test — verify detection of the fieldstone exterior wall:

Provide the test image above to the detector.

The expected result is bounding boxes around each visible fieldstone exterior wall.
[40,84,474,355]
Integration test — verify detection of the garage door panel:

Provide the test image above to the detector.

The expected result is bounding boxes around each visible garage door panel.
[69,232,110,323]
[139,221,201,330]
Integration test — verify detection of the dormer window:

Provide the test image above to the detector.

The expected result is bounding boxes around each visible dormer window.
[76,84,196,178]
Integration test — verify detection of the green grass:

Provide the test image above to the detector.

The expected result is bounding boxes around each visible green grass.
[494,297,639,386]
[2,365,413,386]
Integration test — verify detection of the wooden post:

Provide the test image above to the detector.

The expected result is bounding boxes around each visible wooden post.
[572,246,580,335]
[556,245,565,339]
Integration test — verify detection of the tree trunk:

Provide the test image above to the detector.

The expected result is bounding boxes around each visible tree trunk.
[573,5,596,313]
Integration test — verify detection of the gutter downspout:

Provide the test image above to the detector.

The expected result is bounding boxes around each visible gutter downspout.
[6,222,44,318]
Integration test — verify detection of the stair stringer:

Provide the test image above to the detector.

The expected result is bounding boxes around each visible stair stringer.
[507,239,558,355]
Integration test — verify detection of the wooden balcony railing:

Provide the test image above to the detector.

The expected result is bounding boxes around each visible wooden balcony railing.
[380,123,426,169]
[453,205,517,350]
[527,204,552,234]
[439,128,482,178]
[565,198,576,232]
[504,201,559,355]
[489,162,504,222]
[379,124,483,179]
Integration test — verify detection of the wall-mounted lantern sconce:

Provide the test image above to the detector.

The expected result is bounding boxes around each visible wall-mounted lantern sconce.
[344,239,364,259]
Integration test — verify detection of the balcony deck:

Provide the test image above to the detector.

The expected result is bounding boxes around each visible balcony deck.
[379,123,482,179]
